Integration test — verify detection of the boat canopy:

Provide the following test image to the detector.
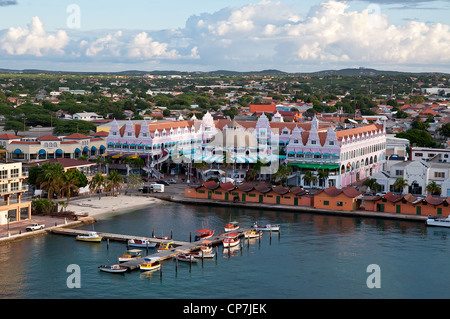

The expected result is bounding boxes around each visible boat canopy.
[194,229,213,233]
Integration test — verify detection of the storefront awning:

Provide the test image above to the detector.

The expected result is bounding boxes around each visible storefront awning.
[287,163,340,170]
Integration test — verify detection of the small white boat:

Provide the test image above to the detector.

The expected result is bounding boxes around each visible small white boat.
[98,264,128,273]
[223,232,240,248]
[175,254,198,263]
[118,249,142,262]
[224,222,239,232]
[426,215,450,228]
[253,222,280,231]
[244,229,263,239]
[128,238,157,248]
[139,257,161,272]
[76,231,103,242]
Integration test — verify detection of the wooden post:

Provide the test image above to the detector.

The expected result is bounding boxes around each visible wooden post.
[170,229,173,239]
[107,238,109,250]
[152,228,154,237]
[189,232,191,242]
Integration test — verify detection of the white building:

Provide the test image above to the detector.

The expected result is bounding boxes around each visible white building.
[72,112,104,121]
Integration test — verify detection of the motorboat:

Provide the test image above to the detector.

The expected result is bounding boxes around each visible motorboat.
[253,222,280,231]
[76,231,102,242]
[188,245,215,258]
[175,254,198,263]
[224,222,239,232]
[194,229,215,241]
[98,264,128,273]
[223,232,240,248]
[127,238,157,248]
[139,257,161,272]
[118,249,142,262]
[244,229,263,239]
[426,215,450,228]
[157,241,174,252]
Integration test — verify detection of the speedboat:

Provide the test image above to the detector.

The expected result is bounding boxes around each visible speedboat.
[118,249,142,262]
[244,229,263,239]
[139,257,161,272]
[224,222,239,232]
[194,229,215,241]
[76,231,102,242]
[98,264,128,273]
[426,215,450,228]
[223,232,240,248]
[128,238,157,248]
[253,222,280,231]
[175,254,198,263]
[157,241,174,252]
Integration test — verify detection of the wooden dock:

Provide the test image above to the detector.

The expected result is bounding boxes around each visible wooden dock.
[47,226,264,271]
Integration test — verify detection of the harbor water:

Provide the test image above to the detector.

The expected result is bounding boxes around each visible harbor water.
[1,200,450,299]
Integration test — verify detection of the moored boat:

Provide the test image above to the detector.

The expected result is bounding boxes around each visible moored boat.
[175,253,198,263]
[223,232,240,248]
[157,241,174,252]
[194,229,215,241]
[244,229,263,239]
[118,249,142,262]
[127,238,157,248]
[76,231,103,242]
[139,257,161,272]
[426,215,450,228]
[98,264,128,273]
[253,222,280,231]
[224,222,239,232]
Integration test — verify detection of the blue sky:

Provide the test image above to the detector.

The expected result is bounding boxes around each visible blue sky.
[0,0,449,73]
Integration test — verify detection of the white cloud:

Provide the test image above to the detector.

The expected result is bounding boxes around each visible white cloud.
[85,31,123,57]
[128,32,179,59]
[1,16,69,56]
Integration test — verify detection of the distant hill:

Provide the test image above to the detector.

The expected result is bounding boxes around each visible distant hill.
[0,67,447,76]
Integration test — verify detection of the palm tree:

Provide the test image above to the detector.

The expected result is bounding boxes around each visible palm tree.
[393,177,409,194]
[426,181,441,195]
[317,169,329,189]
[274,164,292,186]
[106,170,123,196]
[302,170,317,188]
[61,170,80,206]
[37,163,64,199]
[362,178,380,193]
[89,172,105,199]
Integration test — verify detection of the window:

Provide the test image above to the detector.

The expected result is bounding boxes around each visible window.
[395,170,404,177]
[324,201,329,206]
[337,202,343,207]
[329,141,334,145]
[127,132,132,136]
[112,132,117,136]
[435,172,445,178]
[311,140,316,144]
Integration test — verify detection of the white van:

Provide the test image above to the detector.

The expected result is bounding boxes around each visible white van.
[152,184,164,192]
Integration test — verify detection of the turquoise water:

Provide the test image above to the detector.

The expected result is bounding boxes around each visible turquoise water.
[1,200,449,299]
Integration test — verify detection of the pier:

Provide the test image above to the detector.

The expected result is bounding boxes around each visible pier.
[47,226,266,271]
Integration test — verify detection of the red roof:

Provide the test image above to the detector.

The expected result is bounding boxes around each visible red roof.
[63,133,90,139]
[202,181,219,190]
[320,186,361,198]
[383,192,403,203]
[250,104,277,113]
[219,182,236,192]
[36,134,60,141]
[0,133,21,140]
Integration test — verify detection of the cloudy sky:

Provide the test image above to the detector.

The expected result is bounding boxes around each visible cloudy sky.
[0,0,449,73]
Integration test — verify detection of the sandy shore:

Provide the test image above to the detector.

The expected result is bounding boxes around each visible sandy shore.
[66,194,164,218]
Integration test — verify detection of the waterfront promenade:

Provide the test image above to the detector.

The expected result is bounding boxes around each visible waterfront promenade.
[0,182,428,244]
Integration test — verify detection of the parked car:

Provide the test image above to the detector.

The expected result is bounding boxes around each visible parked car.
[26,223,45,231]
[167,179,176,184]
[156,180,170,186]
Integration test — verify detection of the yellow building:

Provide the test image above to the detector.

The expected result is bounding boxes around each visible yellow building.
[0,162,31,226]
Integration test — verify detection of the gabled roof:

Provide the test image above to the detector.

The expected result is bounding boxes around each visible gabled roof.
[383,192,403,203]
[0,133,21,140]
[202,180,219,190]
[424,195,446,206]
[318,186,362,198]
[63,133,90,139]
[272,185,290,195]
[36,134,60,141]
[219,182,236,192]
